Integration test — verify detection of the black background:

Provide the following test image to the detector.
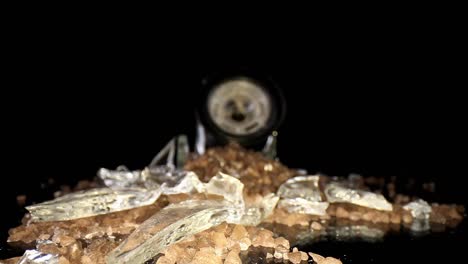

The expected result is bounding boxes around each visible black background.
[1,34,466,263]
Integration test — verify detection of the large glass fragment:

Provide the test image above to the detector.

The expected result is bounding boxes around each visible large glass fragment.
[17,250,58,264]
[159,171,205,195]
[204,172,244,206]
[100,165,206,194]
[324,183,393,211]
[240,193,279,226]
[203,172,245,222]
[403,199,432,232]
[98,166,152,189]
[277,175,329,216]
[278,198,329,216]
[106,200,235,264]
[278,175,322,201]
[26,187,162,222]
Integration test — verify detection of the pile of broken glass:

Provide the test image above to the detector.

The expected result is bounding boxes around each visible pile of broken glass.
[5,135,461,264]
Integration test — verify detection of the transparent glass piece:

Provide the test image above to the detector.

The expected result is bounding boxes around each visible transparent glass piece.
[324,183,393,211]
[98,167,151,189]
[205,172,244,207]
[149,137,176,168]
[143,166,187,185]
[99,165,202,194]
[195,118,206,155]
[160,171,205,195]
[277,175,322,202]
[262,131,278,159]
[403,199,432,232]
[106,200,235,264]
[176,135,189,168]
[204,172,245,222]
[149,135,189,169]
[403,199,431,219]
[240,193,279,226]
[278,198,329,216]
[17,249,58,264]
[26,187,162,222]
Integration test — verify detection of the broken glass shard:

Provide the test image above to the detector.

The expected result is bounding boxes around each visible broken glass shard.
[262,131,278,159]
[403,199,432,232]
[276,175,329,216]
[176,134,189,168]
[26,187,162,222]
[205,172,244,206]
[278,198,329,216]
[324,183,392,211]
[403,199,432,219]
[149,135,189,169]
[277,175,323,202]
[240,193,279,226]
[99,165,204,195]
[98,167,152,189]
[160,171,205,195]
[106,199,235,264]
[17,250,58,264]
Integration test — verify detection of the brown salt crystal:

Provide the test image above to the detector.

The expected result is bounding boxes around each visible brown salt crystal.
[191,249,222,264]
[390,213,401,224]
[37,243,66,256]
[311,221,323,231]
[238,237,251,251]
[179,248,197,264]
[213,222,228,234]
[66,241,83,262]
[210,231,228,250]
[288,252,303,264]
[402,213,413,224]
[58,256,70,264]
[82,238,119,264]
[266,252,274,259]
[252,229,275,248]
[274,251,283,259]
[274,237,290,249]
[335,207,349,218]
[275,245,290,254]
[300,251,309,261]
[156,256,175,264]
[55,235,76,247]
[349,212,361,221]
[197,236,211,248]
[224,249,242,264]
[162,244,183,263]
[38,233,51,241]
[309,252,325,262]
[322,257,343,264]
[80,255,93,264]
[292,247,298,252]
[230,225,248,241]
[370,211,389,223]
[361,211,374,222]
